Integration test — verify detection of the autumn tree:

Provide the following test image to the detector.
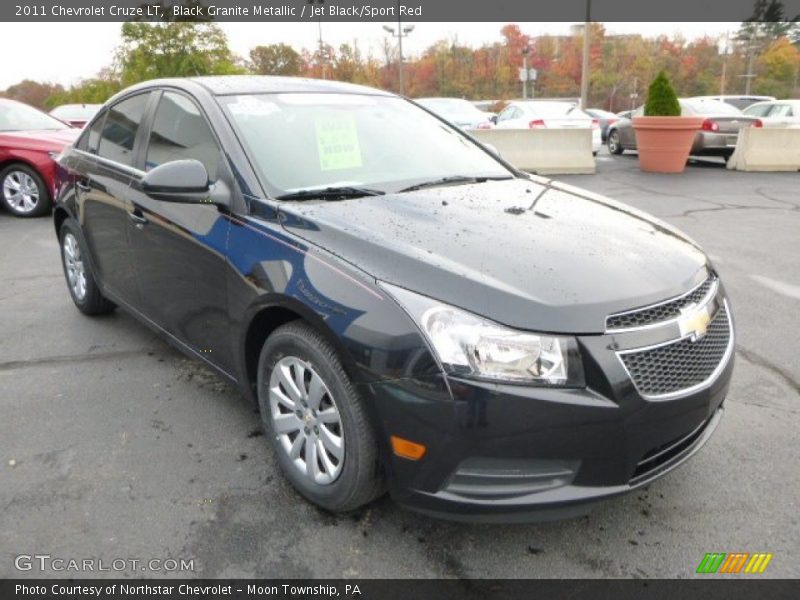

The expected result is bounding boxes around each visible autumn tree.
[3,80,64,109]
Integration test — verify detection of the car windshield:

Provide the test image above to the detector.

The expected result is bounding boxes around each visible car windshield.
[416,98,485,119]
[682,100,742,116]
[0,100,70,131]
[50,104,100,120]
[220,93,511,196]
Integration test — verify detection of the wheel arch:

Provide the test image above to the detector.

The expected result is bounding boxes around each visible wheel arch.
[241,297,362,404]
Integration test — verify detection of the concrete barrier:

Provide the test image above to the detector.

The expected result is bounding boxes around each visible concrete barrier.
[471,128,595,175]
[727,127,800,172]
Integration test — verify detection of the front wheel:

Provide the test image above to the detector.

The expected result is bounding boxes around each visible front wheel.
[0,164,50,217]
[608,130,624,155]
[257,321,384,512]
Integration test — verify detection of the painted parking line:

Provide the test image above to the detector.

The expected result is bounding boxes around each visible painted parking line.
[749,274,800,301]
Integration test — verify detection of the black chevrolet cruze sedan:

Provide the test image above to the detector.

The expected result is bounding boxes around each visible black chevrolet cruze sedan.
[53,76,734,522]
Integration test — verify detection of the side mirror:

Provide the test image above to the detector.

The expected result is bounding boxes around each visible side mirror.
[142,159,212,204]
[490,115,498,124]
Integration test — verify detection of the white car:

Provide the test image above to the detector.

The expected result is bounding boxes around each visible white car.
[493,101,602,155]
[742,100,800,128]
[415,97,494,130]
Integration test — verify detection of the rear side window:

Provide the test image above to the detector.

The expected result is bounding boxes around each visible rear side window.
[145,92,221,181]
[85,114,105,153]
[97,94,150,167]
[744,104,773,117]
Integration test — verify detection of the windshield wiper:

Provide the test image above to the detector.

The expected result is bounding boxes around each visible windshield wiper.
[398,175,511,193]
[275,186,386,201]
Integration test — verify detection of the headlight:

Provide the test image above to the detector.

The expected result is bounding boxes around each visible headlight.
[381,283,584,387]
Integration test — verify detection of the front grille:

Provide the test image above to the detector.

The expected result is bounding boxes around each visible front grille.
[619,305,731,397]
[606,275,716,330]
[630,412,717,483]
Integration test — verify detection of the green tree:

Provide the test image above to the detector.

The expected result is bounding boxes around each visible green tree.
[249,43,302,76]
[115,22,243,86]
[644,71,681,116]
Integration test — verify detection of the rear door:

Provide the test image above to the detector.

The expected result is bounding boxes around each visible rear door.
[76,92,152,305]
[127,89,235,374]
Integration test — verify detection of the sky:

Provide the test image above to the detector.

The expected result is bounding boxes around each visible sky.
[0,21,738,90]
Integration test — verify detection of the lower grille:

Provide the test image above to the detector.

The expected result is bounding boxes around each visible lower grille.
[619,304,732,398]
[631,412,717,483]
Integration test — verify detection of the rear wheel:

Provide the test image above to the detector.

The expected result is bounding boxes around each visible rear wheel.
[257,321,384,512]
[608,130,624,155]
[0,164,50,217]
[59,220,116,315]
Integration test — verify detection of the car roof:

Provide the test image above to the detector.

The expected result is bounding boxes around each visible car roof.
[104,76,395,107]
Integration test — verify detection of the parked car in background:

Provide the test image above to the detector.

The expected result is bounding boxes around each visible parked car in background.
[607,99,762,159]
[472,99,499,120]
[49,103,102,128]
[742,99,800,127]
[585,108,618,142]
[415,97,494,130]
[689,95,775,110]
[54,76,732,521]
[0,98,80,217]
[493,100,602,154]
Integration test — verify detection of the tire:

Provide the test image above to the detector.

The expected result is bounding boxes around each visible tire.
[607,130,624,155]
[59,219,116,316]
[257,321,384,512]
[0,164,51,217]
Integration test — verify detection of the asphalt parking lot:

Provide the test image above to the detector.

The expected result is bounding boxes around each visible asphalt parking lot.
[1,151,798,579]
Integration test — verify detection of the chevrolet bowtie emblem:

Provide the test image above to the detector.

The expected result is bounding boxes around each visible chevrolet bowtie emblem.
[679,304,711,341]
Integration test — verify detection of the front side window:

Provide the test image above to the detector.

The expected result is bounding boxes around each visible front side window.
[97,93,150,167]
[145,92,222,181]
[770,104,793,117]
[220,93,511,196]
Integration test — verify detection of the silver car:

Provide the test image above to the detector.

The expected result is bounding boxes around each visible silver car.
[607,99,763,159]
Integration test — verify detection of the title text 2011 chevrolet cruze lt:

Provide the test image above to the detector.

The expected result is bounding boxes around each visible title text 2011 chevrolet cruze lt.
[54,76,734,521]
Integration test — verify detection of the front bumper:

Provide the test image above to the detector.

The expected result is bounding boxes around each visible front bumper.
[361,301,733,522]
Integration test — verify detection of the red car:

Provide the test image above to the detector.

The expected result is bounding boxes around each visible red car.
[0,98,80,217]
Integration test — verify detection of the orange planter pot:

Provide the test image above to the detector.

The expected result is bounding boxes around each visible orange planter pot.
[632,116,704,173]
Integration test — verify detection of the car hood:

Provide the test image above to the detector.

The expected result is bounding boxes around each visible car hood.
[0,128,80,150]
[278,178,710,333]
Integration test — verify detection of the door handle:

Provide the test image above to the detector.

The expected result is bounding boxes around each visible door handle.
[128,210,149,228]
[76,180,91,193]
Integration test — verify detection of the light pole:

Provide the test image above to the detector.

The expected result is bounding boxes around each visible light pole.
[579,0,591,109]
[383,22,414,95]
[522,47,530,99]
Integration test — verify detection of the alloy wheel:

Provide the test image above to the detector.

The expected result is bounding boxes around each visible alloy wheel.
[3,170,40,213]
[608,132,620,154]
[63,233,87,301]
[268,356,345,485]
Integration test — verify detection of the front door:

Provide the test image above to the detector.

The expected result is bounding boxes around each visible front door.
[127,90,235,374]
